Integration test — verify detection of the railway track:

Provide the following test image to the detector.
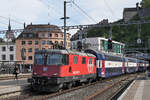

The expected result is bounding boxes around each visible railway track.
[85,74,138,100]
[3,73,139,100]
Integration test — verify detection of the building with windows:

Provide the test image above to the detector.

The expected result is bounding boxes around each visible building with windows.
[16,24,71,68]
[0,42,16,61]
[0,21,16,63]
[71,37,125,55]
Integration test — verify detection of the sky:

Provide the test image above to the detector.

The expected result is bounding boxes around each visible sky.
[0,0,142,35]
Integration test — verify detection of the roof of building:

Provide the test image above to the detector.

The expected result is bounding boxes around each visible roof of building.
[23,24,62,33]
[17,24,65,39]
[123,8,137,12]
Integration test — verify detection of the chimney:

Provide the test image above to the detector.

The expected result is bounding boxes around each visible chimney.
[136,2,139,11]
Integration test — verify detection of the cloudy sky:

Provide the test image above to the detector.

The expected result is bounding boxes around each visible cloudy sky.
[0,0,141,34]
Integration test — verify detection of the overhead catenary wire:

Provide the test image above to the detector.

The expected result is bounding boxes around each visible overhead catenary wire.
[0,16,23,25]
[0,21,8,25]
[71,1,98,23]
[40,0,81,25]
[103,0,118,19]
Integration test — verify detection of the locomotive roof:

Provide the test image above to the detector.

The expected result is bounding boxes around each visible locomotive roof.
[35,49,95,57]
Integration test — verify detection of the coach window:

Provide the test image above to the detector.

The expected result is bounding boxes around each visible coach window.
[74,56,78,64]
[89,58,92,64]
[82,57,86,64]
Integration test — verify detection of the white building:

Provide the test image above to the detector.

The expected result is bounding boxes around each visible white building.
[0,20,16,63]
[71,37,125,55]
[0,42,16,62]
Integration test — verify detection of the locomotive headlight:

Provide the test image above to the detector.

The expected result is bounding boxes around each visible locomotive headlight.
[53,73,58,76]
[33,72,37,75]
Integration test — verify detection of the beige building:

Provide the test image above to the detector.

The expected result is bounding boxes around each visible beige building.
[16,24,70,67]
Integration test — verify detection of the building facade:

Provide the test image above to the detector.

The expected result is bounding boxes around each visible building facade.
[0,21,18,74]
[0,20,16,63]
[16,24,71,67]
[71,37,125,55]
[0,42,16,62]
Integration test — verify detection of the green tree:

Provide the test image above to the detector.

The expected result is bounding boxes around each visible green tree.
[141,0,150,8]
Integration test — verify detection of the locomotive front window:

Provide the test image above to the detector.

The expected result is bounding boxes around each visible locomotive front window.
[47,54,69,65]
[34,54,44,65]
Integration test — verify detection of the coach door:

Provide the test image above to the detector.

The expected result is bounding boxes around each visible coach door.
[136,60,138,72]
[122,58,125,73]
[122,62,125,73]
[101,60,105,77]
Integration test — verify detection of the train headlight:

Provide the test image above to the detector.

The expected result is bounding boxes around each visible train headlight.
[53,73,58,76]
[33,72,37,75]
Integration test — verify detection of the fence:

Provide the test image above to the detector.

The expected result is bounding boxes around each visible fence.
[0,62,32,74]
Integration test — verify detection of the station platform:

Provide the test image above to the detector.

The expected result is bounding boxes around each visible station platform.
[0,73,31,77]
[0,73,31,80]
[0,78,29,97]
[118,75,150,100]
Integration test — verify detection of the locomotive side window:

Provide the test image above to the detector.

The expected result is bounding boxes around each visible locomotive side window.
[47,54,69,65]
[89,58,92,64]
[82,57,86,64]
[62,54,69,65]
[74,56,78,64]
[34,54,44,65]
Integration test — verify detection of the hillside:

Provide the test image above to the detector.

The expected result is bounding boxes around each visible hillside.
[87,19,150,53]
[141,0,150,8]
[86,0,150,52]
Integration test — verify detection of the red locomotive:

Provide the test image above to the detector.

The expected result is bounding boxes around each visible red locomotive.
[28,49,97,92]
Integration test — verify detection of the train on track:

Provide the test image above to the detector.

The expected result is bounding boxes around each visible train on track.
[28,49,149,92]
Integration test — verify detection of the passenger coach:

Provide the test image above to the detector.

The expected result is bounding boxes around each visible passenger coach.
[85,49,125,78]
